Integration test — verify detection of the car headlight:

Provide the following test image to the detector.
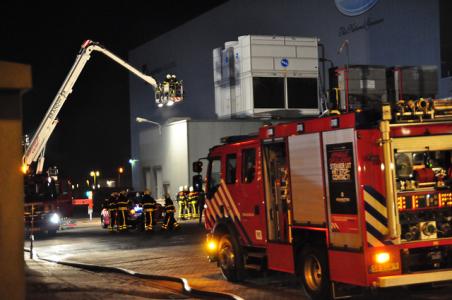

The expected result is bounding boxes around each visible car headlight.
[50,213,60,224]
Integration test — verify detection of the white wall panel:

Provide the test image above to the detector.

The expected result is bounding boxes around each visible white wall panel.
[289,133,325,225]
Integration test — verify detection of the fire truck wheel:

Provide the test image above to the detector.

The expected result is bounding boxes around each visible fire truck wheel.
[300,246,331,300]
[218,234,245,282]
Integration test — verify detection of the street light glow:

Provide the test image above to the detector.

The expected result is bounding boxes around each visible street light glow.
[90,170,100,188]
[136,117,162,135]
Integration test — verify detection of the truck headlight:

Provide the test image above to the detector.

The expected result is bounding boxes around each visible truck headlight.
[50,213,60,224]
[207,240,217,251]
[375,252,390,264]
[369,252,400,273]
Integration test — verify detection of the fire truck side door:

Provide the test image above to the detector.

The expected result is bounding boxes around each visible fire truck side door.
[236,145,266,245]
[323,129,362,249]
[263,139,290,243]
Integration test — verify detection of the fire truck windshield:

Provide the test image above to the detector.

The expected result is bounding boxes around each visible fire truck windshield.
[208,158,221,193]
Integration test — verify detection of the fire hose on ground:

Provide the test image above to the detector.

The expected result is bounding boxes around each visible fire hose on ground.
[24,248,243,300]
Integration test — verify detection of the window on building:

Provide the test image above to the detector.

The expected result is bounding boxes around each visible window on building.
[226,154,237,184]
[242,148,256,183]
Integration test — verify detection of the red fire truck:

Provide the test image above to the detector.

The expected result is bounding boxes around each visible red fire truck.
[24,167,73,235]
[202,101,452,299]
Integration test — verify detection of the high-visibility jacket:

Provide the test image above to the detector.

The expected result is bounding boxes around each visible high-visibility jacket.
[142,194,156,210]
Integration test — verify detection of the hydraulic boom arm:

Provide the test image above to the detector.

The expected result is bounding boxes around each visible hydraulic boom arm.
[22,40,181,174]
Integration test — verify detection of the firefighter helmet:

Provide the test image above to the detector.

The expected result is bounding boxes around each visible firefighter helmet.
[144,189,151,195]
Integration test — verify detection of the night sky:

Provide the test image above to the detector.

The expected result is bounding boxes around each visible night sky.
[1,2,226,186]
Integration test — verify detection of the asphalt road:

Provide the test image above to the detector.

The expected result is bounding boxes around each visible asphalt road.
[25,218,452,299]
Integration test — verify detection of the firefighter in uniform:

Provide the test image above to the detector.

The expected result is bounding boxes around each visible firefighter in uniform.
[107,192,118,232]
[187,186,199,218]
[197,189,206,225]
[161,193,180,230]
[176,186,187,220]
[142,189,156,231]
[183,185,190,218]
[117,190,129,231]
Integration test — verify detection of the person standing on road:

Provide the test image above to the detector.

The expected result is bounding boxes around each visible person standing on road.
[117,191,129,231]
[161,193,180,230]
[107,192,118,232]
[176,186,187,220]
[142,189,156,231]
[197,189,206,225]
[188,186,199,219]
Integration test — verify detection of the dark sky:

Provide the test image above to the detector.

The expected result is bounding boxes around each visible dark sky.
[1,2,226,186]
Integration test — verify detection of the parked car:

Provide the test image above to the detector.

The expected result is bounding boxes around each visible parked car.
[100,191,164,230]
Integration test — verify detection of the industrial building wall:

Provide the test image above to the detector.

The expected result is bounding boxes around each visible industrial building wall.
[187,120,263,183]
[129,0,441,188]
[138,120,188,197]
[137,120,262,193]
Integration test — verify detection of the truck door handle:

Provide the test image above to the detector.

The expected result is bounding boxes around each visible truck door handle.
[254,205,260,215]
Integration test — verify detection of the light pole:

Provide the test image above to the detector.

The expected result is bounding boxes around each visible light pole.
[338,39,350,111]
[118,167,124,187]
[90,170,100,188]
[136,117,162,135]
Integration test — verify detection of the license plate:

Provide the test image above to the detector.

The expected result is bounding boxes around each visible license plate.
[369,262,400,273]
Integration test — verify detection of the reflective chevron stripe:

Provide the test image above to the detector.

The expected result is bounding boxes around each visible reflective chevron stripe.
[364,185,393,247]
[205,199,217,222]
[212,197,224,218]
[209,198,223,219]
[217,185,236,220]
[207,180,242,222]
[206,180,252,245]
[220,179,241,220]
[204,208,212,228]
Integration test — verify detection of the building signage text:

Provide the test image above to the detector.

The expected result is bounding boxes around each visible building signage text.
[339,16,384,37]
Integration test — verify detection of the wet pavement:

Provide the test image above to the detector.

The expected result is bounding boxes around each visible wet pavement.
[25,218,452,299]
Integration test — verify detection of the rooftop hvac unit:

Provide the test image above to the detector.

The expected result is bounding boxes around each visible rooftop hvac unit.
[213,35,320,119]
[329,65,388,112]
[387,66,438,102]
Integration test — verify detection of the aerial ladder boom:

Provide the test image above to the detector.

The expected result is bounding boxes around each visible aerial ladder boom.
[22,40,180,174]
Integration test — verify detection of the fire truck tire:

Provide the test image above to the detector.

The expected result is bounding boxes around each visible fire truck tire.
[300,245,331,300]
[218,234,245,282]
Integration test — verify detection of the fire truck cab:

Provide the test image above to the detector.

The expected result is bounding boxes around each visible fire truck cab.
[203,104,452,299]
